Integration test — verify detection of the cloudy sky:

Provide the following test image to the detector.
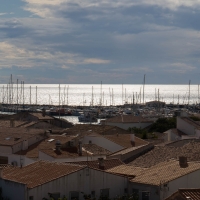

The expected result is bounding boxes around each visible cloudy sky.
[1,0,200,84]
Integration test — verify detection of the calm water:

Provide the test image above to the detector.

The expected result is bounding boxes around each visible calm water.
[0,84,199,106]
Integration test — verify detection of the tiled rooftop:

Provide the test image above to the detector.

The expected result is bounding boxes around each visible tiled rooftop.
[2,161,85,188]
[40,148,88,158]
[16,135,76,158]
[63,124,130,135]
[129,140,200,168]
[82,144,111,155]
[68,158,124,170]
[0,128,44,146]
[130,160,200,186]
[106,164,145,177]
[109,144,150,156]
[165,188,200,200]
[105,115,153,123]
[0,120,28,128]
[104,134,149,148]
[30,113,54,120]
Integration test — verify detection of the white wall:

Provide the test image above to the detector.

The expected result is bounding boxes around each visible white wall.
[28,135,44,146]
[106,122,152,130]
[177,117,195,135]
[28,167,128,200]
[0,152,35,167]
[82,135,124,152]
[12,142,23,153]
[0,179,26,200]
[161,169,200,200]
[195,129,200,139]
[130,168,200,200]
[163,130,181,142]
[0,146,12,154]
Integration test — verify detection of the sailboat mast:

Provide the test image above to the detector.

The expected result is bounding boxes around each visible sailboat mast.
[30,85,31,105]
[2,85,4,104]
[92,86,93,107]
[23,81,24,106]
[36,86,37,105]
[143,74,145,104]
[122,84,123,105]
[100,81,102,107]
[198,84,199,104]
[17,79,18,109]
[188,80,191,105]
[59,84,60,119]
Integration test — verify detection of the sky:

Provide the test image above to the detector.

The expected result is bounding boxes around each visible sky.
[1,0,200,84]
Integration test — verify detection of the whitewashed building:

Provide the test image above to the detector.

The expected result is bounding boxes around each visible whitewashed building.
[0,160,128,200]
[107,158,200,200]
[102,115,153,130]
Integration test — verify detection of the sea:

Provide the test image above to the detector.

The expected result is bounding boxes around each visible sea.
[0,84,199,106]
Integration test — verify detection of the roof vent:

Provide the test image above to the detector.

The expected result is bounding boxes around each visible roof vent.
[98,158,105,170]
[55,140,61,151]
[179,156,188,168]
[42,109,46,117]
[11,161,18,167]
[78,141,82,156]
[10,118,15,127]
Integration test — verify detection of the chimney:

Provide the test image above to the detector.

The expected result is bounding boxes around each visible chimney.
[0,167,3,179]
[130,134,135,147]
[179,156,188,168]
[98,158,105,170]
[42,108,46,117]
[55,140,61,151]
[78,141,82,156]
[10,118,15,128]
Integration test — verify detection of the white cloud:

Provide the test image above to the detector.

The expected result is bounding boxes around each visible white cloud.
[84,58,110,64]
[165,63,196,73]
[0,41,111,69]
[22,0,200,19]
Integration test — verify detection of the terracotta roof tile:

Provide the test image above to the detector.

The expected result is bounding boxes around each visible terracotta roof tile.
[104,134,148,148]
[0,128,44,146]
[63,124,113,135]
[165,188,200,200]
[0,120,28,128]
[106,164,145,177]
[82,144,111,155]
[16,135,76,158]
[2,161,84,188]
[108,144,151,156]
[129,140,200,167]
[68,159,124,170]
[130,160,200,186]
[30,113,54,120]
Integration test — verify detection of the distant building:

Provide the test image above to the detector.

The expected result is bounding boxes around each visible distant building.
[108,158,200,200]
[102,115,153,130]
[146,100,165,108]
[0,160,128,200]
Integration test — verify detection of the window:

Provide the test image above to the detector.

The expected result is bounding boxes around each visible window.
[70,191,79,200]
[100,189,109,200]
[91,191,95,198]
[142,191,150,200]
